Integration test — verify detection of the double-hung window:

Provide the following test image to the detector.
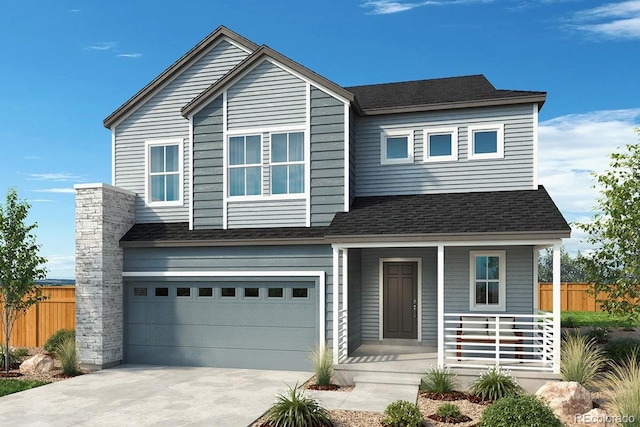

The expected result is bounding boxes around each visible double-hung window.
[424,127,458,162]
[468,124,504,160]
[228,135,262,197]
[381,131,414,164]
[146,139,182,205]
[469,251,506,311]
[271,131,305,195]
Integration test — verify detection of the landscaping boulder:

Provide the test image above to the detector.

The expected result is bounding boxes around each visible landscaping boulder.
[20,354,55,373]
[535,381,592,416]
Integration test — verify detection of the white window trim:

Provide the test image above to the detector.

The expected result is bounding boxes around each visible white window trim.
[423,127,458,162]
[144,138,184,207]
[469,250,506,312]
[468,124,504,160]
[270,131,306,196]
[380,130,414,165]
[227,134,263,198]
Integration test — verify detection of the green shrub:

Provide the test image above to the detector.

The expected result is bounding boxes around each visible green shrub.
[56,335,80,377]
[469,365,523,401]
[479,395,563,427]
[309,343,333,386]
[263,384,331,427]
[44,329,75,354]
[561,332,606,389]
[605,338,640,365]
[421,366,457,393]
[562,314,578,328]
[586,326,610,344]
[435,403,462,418]
[382,400,423,427]
[13,348,29,359]
[601,349,640,427]
[0,345,20,369]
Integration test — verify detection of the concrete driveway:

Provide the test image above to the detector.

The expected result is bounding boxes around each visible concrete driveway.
[0,365,311,427]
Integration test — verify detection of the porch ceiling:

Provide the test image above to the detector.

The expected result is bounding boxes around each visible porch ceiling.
[327,186,570,241]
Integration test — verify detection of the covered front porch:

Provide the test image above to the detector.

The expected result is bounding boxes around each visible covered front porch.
[330,240,564,376]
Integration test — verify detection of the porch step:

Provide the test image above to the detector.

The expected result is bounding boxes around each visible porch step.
[353,372,422,386]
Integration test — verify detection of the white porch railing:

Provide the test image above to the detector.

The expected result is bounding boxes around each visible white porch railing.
[443,312,556,372]
[337,309,349,363]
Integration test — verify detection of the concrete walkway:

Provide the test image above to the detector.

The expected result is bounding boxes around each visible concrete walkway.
[0,365,311,427]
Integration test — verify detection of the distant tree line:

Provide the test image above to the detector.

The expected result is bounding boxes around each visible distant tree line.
[537,247,587,283]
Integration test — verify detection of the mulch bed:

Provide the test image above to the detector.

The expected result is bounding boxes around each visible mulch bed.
[307,384,341,391]
[420,391,468,401]
[427,414,473,424]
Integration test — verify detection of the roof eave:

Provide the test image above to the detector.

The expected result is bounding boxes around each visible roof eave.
[120,236,328,248]
[356,94,547,116]
[103,26,259,129]
[181,45,357,119]
[326,230,571,244]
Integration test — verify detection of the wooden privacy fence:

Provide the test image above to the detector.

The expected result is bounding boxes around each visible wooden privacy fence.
[538,283,607,312]
[0,286,75,347]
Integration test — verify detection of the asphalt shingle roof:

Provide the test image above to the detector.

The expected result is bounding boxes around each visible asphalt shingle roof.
[327,186,570,237]
[120,187,569,244]
[120,223,328,244]
[345,75,545,113]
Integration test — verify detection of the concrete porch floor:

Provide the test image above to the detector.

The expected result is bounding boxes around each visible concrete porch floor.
[334,343,558,393]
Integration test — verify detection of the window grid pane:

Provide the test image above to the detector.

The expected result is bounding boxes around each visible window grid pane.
[429,134,452,157]
[386,137,409,159]
[270,132,305,195]
[474,131,498,154]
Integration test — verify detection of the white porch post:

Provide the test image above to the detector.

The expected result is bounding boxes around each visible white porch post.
[332,246,340,364]
[437,245,445,368]
[552,243,561,373]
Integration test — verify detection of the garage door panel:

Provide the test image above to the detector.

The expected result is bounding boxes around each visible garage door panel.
[127,302,316,328]
[125,279,319,371]
[126,345,311,371]
[126,323,315,351]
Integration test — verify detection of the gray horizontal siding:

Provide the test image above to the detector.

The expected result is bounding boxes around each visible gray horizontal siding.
[310,87,345,226]
[114,40,249,223]
[123,244,337,347]
[355,104,535,196]
[193,96,224,229]
[227,60,306,129]
[443,246,534,314]
[227,199,306,228]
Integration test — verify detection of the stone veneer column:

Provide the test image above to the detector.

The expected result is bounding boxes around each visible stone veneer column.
[75,183,135,368]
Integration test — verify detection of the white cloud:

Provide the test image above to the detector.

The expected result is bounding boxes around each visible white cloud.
[538,108,640,254]
[27,173,83,182]
[361,0,487,14]
[33,188,76,194]
[572,0,640,39]
[43,254,75,279]
[117,53,143,58]
[24,155,41,160]
[69,9,81,13]
[30,199,57,203]
[85,42,116,51]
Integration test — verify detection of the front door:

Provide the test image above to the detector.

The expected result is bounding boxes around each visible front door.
[383,262,418,339]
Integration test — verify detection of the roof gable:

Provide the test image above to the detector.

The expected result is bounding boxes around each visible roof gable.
[181,45,356,118]
[103,26,258,129]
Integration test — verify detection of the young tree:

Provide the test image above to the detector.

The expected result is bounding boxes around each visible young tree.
[0,189,47,373]
[578,129,640,323]
[538,246,587,283]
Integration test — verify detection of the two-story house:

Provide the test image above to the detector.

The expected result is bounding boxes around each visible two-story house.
[75,26,569,377]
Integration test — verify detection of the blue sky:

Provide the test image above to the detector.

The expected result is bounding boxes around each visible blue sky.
[1,1,639,278]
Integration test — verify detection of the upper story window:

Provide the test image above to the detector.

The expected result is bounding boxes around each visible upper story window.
[468,124,504,160]
[469,250,506,311]
[271,132,304,194]
[229,135,262,196]
[380,131,414,165]
[146,139,183,205]
[424,127,458,162]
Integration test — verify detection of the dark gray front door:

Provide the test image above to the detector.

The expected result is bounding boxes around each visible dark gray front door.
[383,262,418,339]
